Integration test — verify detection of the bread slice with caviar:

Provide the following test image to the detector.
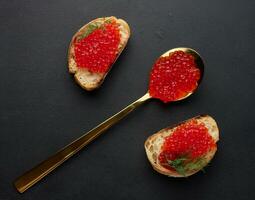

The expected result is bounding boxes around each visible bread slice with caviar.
[145,115,219,177]
[68,16,130,91]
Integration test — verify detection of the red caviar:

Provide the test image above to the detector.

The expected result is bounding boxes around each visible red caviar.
[74,21,121,73]
[149,51,200,103]
[158,119,216,170]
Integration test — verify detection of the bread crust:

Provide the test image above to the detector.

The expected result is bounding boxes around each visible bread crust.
[144,115,219,177]
[68,16,130,91]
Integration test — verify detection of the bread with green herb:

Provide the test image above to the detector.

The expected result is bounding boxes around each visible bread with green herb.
[68,16,130,91]
[144,115,219,177]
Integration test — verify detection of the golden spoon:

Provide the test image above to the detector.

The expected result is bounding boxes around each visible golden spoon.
[14,47,204,193]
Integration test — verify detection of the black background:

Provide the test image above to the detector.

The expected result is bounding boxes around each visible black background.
[1,0,255,199]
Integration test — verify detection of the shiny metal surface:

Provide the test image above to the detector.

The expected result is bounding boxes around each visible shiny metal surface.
[14,93,151,193]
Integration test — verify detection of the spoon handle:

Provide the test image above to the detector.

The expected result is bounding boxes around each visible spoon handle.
[14,92,151,193]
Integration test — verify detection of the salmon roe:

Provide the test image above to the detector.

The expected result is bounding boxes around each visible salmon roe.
[149,51,200,103]
[158,120,216,170]
[74,21,121,73]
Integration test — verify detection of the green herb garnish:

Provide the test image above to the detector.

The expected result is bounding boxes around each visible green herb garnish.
[185,158,207,171]
[166,156,207,176]
[167,157,187,176]
[77,18,113,41]
[104,18,113,24]
[77,23,99,40]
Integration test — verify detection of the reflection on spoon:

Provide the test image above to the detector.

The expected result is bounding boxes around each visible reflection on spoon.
[14,47,205,193]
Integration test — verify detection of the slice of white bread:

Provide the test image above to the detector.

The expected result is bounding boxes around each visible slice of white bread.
[68,16,130,91]
[144,115,219,177]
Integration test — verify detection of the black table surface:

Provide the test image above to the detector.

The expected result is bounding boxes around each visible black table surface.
[1,0,255,199]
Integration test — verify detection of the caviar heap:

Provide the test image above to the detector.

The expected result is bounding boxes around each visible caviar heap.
[158,120,216,175]
[74,20,121,73]
[149,50,200,103]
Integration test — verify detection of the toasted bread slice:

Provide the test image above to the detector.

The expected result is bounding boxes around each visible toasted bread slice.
[144,115,219,177]
[68,16,130,91]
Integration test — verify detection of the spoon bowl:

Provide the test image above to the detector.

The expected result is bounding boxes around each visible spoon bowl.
[155,47,205,101]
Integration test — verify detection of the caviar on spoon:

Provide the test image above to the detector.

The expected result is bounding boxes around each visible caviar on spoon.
[14,47,204,193]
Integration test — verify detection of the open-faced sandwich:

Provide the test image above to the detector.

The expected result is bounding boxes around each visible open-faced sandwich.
[68,16,130,90]
[145,115,219,177]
